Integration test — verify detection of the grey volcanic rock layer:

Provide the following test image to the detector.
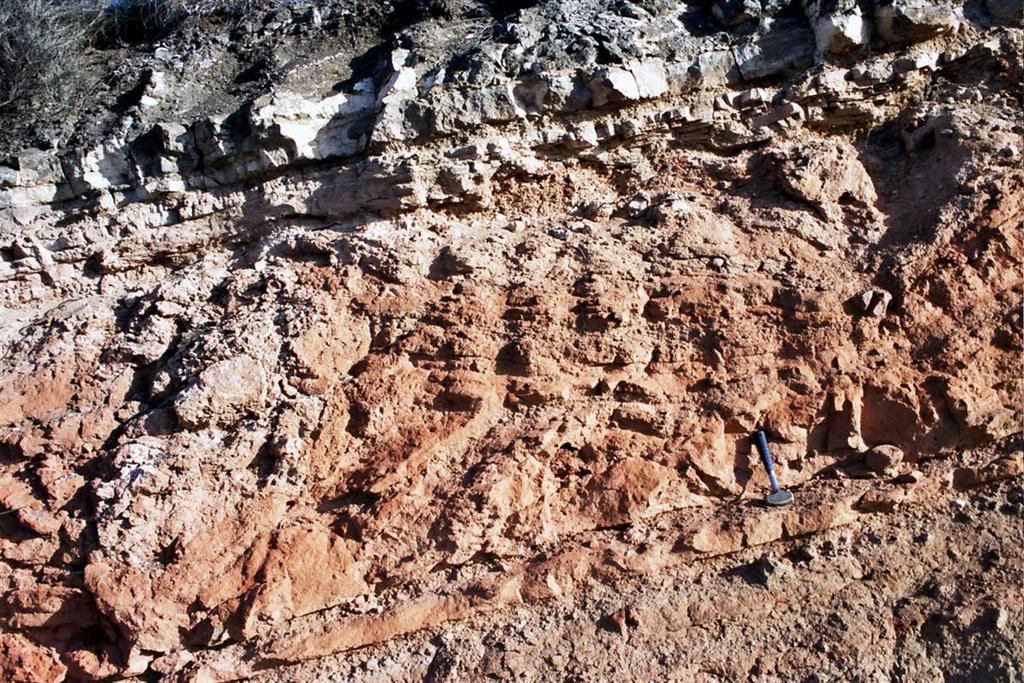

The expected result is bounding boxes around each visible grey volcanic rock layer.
[0,1,1022,681]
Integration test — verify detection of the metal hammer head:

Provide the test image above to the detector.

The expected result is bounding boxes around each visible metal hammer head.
[765,489,794,507]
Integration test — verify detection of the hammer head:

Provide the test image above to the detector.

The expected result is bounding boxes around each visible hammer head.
[766,489,794,507]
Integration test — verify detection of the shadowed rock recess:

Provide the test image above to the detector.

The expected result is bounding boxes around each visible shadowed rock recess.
[1,0,1023,680]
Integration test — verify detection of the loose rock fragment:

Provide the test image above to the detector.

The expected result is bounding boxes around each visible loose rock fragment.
[857,289,893,317]
[865,444,905,475]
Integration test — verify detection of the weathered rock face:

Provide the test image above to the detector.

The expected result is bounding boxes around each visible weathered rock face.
[0,1,1022,680]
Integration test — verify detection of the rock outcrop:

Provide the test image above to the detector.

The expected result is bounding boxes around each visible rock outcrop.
[0,1,1021,680]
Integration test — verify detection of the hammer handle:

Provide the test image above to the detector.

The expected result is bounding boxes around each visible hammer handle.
[755,430,781,494]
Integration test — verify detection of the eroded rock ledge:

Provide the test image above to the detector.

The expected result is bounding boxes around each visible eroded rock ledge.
[0,1,1022,681]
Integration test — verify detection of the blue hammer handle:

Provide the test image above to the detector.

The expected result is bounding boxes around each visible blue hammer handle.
[755,430,781,494]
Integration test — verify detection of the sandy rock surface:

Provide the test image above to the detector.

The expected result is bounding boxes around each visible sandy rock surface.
[0,1,1022,680]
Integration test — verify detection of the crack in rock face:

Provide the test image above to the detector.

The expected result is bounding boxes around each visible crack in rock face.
[0,0,1022,680]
